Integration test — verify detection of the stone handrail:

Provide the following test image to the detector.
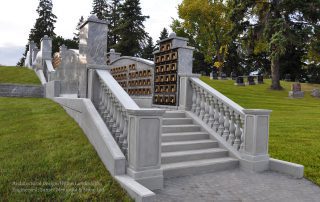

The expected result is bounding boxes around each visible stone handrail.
[96,69,139,156]
[190,77,246,151]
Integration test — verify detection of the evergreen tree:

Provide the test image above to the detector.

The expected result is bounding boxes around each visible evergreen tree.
[91,0,109,20]
[141,36,155,60]
[113,0,149,56]
[108,0,123,49]
[159,28,169,40]
[73,16,84,44]
[17,0,57,66]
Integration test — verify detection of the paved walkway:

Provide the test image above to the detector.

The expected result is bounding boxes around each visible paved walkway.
[154,169,320,202]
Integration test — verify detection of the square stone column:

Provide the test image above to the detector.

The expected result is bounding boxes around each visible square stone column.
[126,109,165,190]
[240,109,272,172]
[178,73,200,111]
[78,15,109,98]
[40,35,52,61]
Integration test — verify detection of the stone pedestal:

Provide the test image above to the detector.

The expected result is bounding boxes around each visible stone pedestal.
[127,109,165,190]
[179,73,200,111]
[240,109,272,172]
[289,83,304,98]
[311,89,320,98]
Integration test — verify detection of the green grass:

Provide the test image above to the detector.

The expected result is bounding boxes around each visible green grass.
[0,97,131,201]
[0,66,40,85]
[201,77,320,185]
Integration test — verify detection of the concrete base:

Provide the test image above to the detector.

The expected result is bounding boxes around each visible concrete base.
[289,91,304,98]
[127,168,164,190]
[269,158,304,178]
[45,80,60,98]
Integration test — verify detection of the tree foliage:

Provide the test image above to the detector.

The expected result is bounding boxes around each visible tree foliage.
[17,0,57,66]
[159,28,169,40]
[113,0,149,56]
[91,0,109,20]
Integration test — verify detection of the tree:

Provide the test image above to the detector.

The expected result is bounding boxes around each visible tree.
[141,36,154,60]
[17,0,57,66]
[113,0,149,56]
[232,0,320,89]
[177,0,233,73]
[73,16,84,44]
[159,28,169,40]
[108,0,123,49]
[91,0,109,20]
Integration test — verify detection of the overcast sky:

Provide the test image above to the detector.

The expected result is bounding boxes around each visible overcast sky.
[0,0,182,66]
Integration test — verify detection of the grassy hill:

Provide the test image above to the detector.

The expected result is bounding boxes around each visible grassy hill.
[0,97,131,201]
[201,77,320,185]
[0,66,40,85]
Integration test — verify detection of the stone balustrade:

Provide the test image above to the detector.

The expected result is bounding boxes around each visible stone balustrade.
[95,69,165,190]
[189,77,272,171]
[190,78,245,151]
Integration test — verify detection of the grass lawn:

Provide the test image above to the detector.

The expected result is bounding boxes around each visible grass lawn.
[0,66,40,85]
[201,77,320,185]
[0,97,131,201]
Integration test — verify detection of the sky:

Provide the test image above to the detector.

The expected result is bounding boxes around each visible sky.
[0,0,182,66]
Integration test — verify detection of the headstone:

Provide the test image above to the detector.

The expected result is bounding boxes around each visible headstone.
[235,76,245,86]
[289,83,304,98]
[220,72,227,80]
[230,72,237,80]
[247,76,255,85]
[212,72,218,80]
[210,72,213,80]
[311,89,320,98]
[285,74,291,82]
[257,75,264,84]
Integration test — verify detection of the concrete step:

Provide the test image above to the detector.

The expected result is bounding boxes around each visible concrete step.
[163,118,193,125]
[161,148,229,164]
[162,132,209,142]
[162,139,218,152]
[162,124,201,133]
[162,157,239,178]
[163,111,186,118]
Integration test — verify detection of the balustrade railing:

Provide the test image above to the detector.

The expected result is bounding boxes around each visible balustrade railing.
[96,69,140,157]
[190,78,245,151]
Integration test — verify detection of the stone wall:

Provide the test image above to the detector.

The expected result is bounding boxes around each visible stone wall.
[0,84,44,98]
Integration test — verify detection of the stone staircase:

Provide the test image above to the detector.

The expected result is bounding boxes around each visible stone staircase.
[161,111,239,178]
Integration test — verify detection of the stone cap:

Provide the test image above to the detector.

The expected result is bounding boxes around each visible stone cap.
[158,32,189,43]
[243,109,272,115]
[127,108,166,116]
[80,14,109,29]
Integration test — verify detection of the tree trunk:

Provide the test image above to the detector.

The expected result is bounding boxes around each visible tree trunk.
[271,56,282,90]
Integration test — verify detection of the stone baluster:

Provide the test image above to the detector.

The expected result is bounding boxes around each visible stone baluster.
[199,89,205,120]
[227,110,236,146]
[218,102,225,136]
[222,106,230,141]
[107,94,114,128]
[195,86,201,116]
[117,105,124,147]
[98,82,105,113]
[103,88,111,123]
[122,111,128,156]
[191,82,197,113]
[233,114,242,150]
[109,95,116,132]
[118,107,125,149]
[203,91,210,123]
[114,102,121,141]
[208,95,215,128]
[213,98,220,132]
[240,117,245,151]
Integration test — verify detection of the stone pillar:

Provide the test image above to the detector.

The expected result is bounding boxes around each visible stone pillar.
[32,47,39,65]
[28,41,37,66]
[40,35,52,61]
[59,44,67,59]
[178,74,200,111]
[240,109,272,172]
[107,49,121,65]
[78,14,108,98]
[126,109,165,190]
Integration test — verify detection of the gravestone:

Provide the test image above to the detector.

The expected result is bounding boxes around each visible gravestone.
[212,72,218,80]
[289,83,304,98]
[285,74,291,82]
[257,75,264,84]
[235,76,245,86]
[247,76,255,85]
[230,72,237,80]
[220,72,227,80]
[311,89,320,98]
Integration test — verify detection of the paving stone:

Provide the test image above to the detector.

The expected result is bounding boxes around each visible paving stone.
[154,169,320,202]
